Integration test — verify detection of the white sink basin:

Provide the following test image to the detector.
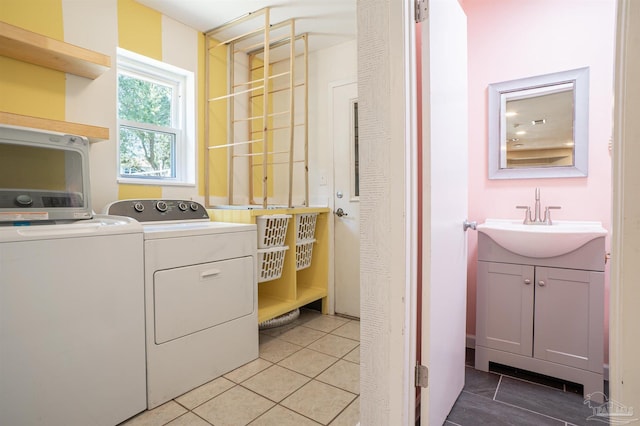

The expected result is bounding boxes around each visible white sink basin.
[477,219,607,258]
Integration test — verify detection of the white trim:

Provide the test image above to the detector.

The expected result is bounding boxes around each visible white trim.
[115,178,196,187]
[466,334,476,349]
[117,47,191,80]
[609,0,628,405]
[116,48,195,186]
[404,0,418,424]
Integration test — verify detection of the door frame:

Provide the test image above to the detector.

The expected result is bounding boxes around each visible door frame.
[356,0,419,423]
[610,0,640,411]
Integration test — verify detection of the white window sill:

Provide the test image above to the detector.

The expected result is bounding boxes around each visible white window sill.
[117,177,196,187]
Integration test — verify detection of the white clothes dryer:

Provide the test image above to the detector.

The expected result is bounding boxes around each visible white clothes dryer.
[105,199,258,409]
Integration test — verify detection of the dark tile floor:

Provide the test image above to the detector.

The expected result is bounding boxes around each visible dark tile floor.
[445,349,609,426]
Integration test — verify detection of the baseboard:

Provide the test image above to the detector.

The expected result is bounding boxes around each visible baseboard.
[464,334,609,381]
[466,334,475,349]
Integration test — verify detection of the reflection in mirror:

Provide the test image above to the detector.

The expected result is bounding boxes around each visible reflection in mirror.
[503,83,574,168]
[488,67,589,179]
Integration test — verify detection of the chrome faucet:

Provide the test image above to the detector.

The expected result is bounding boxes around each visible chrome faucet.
[534,187,542,224]
[516,188,561,225]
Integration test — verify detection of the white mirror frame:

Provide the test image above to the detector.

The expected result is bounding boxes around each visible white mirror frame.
[488,67,590,179]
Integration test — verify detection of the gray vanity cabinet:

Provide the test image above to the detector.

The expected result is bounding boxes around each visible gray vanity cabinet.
[533,267,604,372]
[476,262,534,357]
[475,233,605,399]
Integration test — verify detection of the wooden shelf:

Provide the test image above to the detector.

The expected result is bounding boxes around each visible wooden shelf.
[209,206,329,219]
[0,21,110,79]
[211,207,330,323]
[258,295,292,324]
[296,286,328,307]
[257,287,327,323]
[0,111,109,142]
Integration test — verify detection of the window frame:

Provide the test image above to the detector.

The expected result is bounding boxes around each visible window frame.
[116,48,195,186]
[350,99,360,201]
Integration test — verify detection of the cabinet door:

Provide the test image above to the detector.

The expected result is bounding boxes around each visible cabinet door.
[533,267,604,373]
[476,261,534,356]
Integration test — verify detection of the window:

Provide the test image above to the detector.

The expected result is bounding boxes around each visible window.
[117,48,195,185]
[352,101,359,198]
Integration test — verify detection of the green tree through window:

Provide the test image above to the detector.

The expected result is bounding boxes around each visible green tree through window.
[118,74,175,177]
[117,48,194,185]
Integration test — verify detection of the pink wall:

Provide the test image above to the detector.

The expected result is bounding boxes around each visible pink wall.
[464,0,616,362]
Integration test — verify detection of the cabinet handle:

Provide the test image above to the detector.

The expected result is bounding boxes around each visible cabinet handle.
[524,279,531,285]
[538,280,546,287]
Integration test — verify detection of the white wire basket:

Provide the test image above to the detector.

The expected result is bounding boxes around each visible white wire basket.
[257,245,289,282]
[256,214,291,248]
[295,239,315,271]
[296,213,318,241]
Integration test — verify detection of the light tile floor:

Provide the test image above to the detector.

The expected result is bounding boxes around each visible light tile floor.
[121,309,360,426]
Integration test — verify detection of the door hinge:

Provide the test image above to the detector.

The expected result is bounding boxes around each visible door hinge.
[415,0,428,23]
[415,364,429,388]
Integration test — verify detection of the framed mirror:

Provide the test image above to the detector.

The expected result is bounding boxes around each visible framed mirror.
[488,67,589,179]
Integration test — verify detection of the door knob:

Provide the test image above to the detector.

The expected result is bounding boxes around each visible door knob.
[463,220,477,231]
[524,279,531,285]
[335,208,348,217]
[538,280,546,287]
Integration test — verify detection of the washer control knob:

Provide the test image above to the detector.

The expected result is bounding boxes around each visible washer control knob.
[178,202,188,211]
[156,201,168,212]
[189,202,199,211]
[16,194,33,207]
[133,202,145,212]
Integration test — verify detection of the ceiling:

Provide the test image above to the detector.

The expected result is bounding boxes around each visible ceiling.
[136,0,356,55]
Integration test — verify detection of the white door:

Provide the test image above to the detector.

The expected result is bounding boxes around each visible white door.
[332,81,360,318]
[420,0,469,424]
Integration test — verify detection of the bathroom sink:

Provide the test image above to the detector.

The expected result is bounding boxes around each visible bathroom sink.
[477,219,607,258]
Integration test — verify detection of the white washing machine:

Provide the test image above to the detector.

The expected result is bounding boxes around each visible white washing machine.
[105,199,258,409]
[0,216,147,426]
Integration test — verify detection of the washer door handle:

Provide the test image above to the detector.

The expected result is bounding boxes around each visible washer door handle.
[200,269,221,279]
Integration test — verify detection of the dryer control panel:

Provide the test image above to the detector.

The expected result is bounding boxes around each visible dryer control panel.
[105,199,210,222]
